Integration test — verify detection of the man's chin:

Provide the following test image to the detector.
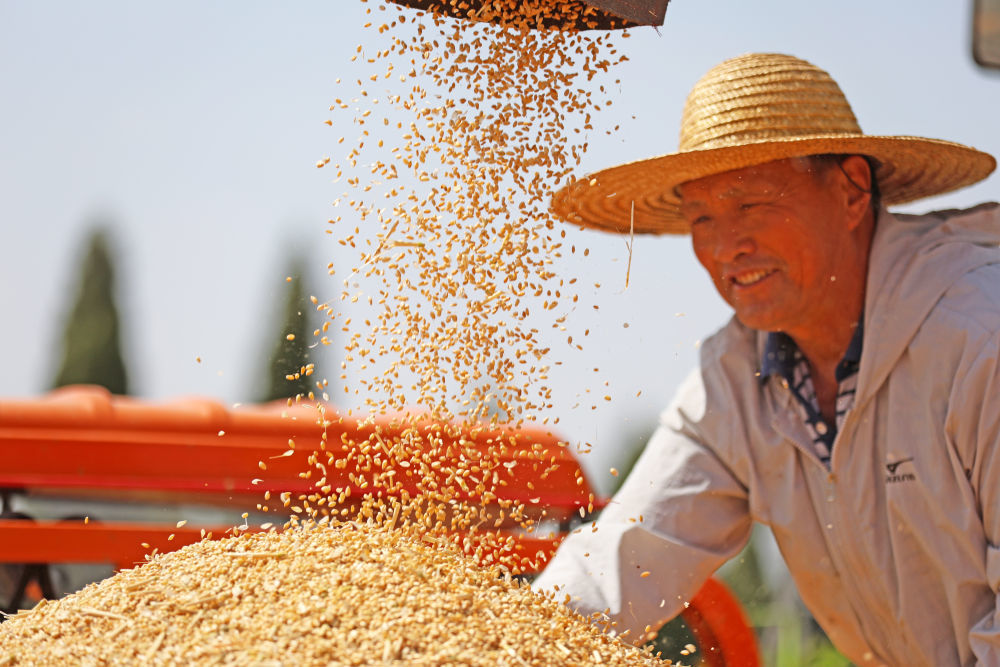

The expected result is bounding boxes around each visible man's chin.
[733,310,783,333]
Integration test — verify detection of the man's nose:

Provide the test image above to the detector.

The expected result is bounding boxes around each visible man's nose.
[712,223,755,264]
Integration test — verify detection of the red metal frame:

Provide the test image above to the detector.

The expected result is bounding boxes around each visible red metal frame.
[0,385,598,572]
[0,385,591,511]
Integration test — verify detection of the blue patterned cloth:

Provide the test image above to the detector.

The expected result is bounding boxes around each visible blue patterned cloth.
[760,322,863,467]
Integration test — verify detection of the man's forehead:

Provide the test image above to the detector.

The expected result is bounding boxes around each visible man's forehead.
[678,157,817,204]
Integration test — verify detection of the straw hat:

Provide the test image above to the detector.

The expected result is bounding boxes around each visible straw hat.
[551,53,997,235]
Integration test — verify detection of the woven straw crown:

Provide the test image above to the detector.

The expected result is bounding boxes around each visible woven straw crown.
[551,53,996,234]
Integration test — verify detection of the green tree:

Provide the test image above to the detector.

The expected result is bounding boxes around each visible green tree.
[259,255,317,402]
[51,227,130,394]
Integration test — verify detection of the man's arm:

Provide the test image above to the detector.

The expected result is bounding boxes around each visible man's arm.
[533,369,752,642]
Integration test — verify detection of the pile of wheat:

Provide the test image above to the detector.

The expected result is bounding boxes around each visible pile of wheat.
[0,523,673,665]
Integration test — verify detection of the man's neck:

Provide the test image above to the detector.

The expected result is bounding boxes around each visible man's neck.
[795,324,857,378]
[792,318,862,422]
[786,213,874,397]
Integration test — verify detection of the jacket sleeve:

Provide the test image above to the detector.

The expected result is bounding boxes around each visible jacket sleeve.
[532,368,752,643]
[964,332,1000,664]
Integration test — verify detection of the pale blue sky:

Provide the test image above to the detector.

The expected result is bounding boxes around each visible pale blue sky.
[1,1,997,489]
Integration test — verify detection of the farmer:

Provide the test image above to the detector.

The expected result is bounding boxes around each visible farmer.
[535,53,999,666]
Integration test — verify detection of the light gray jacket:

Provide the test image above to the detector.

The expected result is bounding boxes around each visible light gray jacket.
[535,203,1000,666]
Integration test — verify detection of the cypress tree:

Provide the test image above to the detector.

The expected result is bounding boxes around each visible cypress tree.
[51,228,130,394]
[260,256,316,402]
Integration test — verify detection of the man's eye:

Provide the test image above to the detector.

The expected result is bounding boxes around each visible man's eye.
[690,215,711,225]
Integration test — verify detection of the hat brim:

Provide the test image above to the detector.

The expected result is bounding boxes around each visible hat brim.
[551,135,997,235]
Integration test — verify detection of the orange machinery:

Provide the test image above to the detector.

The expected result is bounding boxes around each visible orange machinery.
[0,385,759,665]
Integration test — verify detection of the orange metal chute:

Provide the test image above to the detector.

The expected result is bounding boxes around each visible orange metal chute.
[0,385,597,573]
[0,385,590,511]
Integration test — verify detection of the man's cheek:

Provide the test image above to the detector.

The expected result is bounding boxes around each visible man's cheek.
[711,277,736,307]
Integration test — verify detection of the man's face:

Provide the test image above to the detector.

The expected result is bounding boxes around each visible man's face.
[679,157,861,335]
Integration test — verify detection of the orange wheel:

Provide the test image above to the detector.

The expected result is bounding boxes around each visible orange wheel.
[680,577,760,667]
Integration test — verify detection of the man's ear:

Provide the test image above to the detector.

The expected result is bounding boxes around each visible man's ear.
[839,155,874,231]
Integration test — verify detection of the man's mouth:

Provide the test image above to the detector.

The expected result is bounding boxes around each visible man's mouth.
[730,269,775,287]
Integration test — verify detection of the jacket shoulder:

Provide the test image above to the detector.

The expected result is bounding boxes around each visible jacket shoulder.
[929,262,1000,338]
[698,316,759,373]
[662,318,763,449]
[892,201,999,226]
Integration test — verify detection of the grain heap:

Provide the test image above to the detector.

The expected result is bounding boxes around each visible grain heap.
[0,1,666,663]
[0,524,672,665]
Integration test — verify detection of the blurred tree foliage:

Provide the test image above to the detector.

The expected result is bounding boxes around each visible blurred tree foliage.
[51,227,129,394]
[259,255,318,402]
[718,532,848,667]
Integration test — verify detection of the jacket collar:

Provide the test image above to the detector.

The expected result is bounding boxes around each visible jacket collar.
[760,323,863,386]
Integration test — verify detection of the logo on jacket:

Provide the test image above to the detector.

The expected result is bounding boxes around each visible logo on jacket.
[885,457,916,483]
